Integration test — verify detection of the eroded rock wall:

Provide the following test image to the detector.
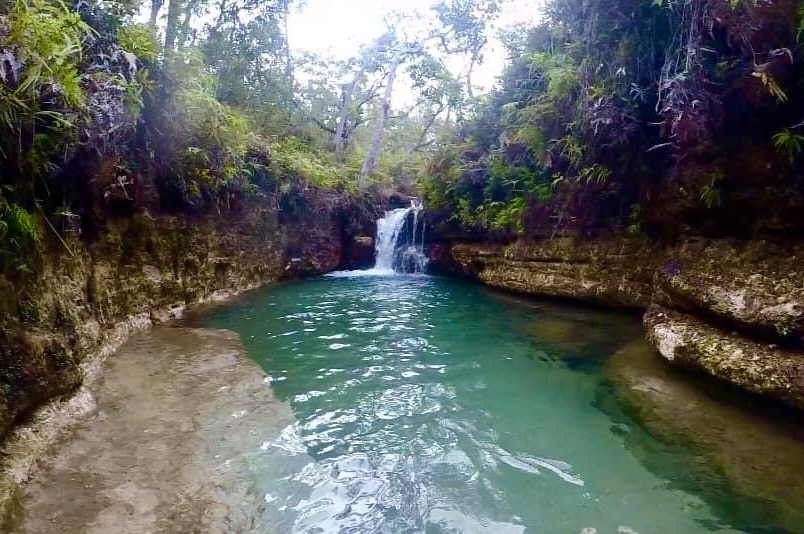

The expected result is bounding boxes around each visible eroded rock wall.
[0,207,343,441]
[434,238,804,408]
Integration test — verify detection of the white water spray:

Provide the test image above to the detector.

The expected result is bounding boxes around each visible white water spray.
[373,207,414,273]
[400,198,428,274]
[371,199,428,274]
[328,199,428,277]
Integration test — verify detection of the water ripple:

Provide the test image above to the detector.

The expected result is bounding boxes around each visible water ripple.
[205,275,760,534]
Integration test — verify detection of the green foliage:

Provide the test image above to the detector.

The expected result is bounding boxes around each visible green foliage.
[627,204,642,236]
[773,129,804,162]
[6,0,94,109]
[0,200,39,272]
[700,173,723,209]
[121,68,153,119]
[179,73,256,160]
[118,23,160,64]
[0,0,94,171]
[480,197,526,234]
[174,69,266,206]
[424,0,804,236]
[799,3,804,42]
[578,165,612,185]
[270,137,353,190]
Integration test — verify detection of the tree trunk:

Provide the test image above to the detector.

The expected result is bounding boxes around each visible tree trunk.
[149,0,164,27]
[176,0,199,47]
[359,51,402,188]
[334,66,365,156]
[163,0,182,62]
[283,3,294,90]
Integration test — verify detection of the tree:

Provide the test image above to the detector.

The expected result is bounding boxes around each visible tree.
[354,3,502,187]
[149,0,163,27]
[359,44,406,186]
[432,0,502,99]
[333,35,393,156]
[407,52,464,154]
[163,0,181,57]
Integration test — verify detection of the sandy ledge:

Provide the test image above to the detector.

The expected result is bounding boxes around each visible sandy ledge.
[6,326,292,533]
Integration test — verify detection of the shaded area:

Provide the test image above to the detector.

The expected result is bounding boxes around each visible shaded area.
[603,340,804,533]
[11,327,293,534]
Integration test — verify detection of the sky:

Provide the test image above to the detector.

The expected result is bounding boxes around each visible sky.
[288,0,542,103]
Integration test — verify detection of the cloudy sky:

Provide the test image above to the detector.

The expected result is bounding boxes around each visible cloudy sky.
[288,0,542,98]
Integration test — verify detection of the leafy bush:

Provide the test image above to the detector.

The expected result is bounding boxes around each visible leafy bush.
[773,129,804,162]
[118,23,159,64]
[0,0,94,177]
[4,0,94,112]
[174,72,264,207]
[270,137,351,190]
[0,200,38,272]
[424,0,803,237]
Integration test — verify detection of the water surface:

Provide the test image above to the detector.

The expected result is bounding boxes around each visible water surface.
[205,274,803,533]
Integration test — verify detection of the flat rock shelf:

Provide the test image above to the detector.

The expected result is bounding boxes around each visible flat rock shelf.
[10,328,293,534]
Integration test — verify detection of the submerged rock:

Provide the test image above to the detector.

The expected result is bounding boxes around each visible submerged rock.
[644,305,804,410]
[0,208,343,445]
[8,327,294,534]
[605,340,804,532]
[439,238,804,408]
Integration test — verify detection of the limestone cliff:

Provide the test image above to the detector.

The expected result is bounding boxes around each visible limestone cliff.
[432,238,804,409]
[0,206,343,442]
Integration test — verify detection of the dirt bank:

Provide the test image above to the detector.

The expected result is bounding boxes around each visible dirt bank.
[8,327,293,534]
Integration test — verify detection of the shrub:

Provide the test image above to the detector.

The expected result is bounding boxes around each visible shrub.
[118,23,160,64]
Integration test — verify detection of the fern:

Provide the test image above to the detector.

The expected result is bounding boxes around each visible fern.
[7,0,95,108]
[773,129,804,162]
[0,203,38,248]
[578,164,611,184]
[119,24,160,64]
[700,174,723,209]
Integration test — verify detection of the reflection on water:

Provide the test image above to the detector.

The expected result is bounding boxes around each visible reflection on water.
[205,275,804,534]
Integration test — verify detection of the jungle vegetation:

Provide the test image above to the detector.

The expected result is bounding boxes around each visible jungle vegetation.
[419,0,804,240]
[1,0,804,273]
[0,0,500,273]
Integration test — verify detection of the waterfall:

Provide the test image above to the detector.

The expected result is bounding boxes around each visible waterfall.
[370,199,428,274]
[373,207,413,273]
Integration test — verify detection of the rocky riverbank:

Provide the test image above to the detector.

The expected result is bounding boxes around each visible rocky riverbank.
[0,203,351,524]
[6,327,293,533]
[603,340,804,532]
[431,237,804,409]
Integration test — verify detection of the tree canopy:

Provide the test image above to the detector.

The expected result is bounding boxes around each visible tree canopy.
[2,0,804,269]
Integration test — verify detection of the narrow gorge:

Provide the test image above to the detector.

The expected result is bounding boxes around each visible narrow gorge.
[2,0,804,531]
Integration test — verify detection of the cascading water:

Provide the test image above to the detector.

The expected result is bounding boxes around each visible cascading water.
[373,207,414,273]
[400,198,428,274]
[370,199,428,274]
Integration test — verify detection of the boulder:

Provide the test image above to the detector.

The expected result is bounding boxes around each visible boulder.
[655,240,804,342]
[644,305,804,410]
